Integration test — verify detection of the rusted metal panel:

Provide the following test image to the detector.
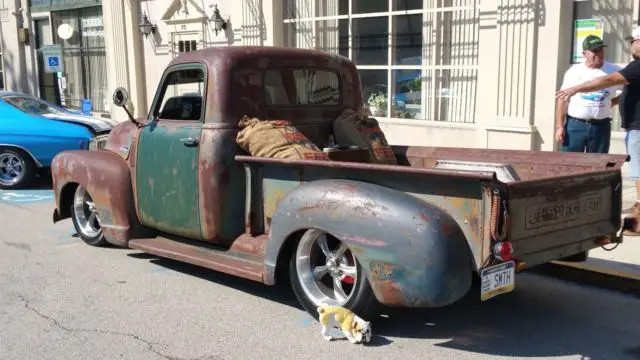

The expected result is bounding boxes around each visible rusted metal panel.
[135,120,202,239]
[235,155,497,181]
[51,150,139,247]
[128,236,264,283]
[241,157,490,272]
[393,145,629,181]
[505,169,622,257]
[265,178,475,307]
[198,125,247,245]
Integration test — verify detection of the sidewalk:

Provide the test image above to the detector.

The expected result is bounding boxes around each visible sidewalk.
[551,176,640,284]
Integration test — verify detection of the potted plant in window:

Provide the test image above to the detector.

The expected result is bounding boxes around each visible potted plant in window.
[367,92,387,117]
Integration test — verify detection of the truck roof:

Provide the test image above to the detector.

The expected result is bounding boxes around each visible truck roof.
[167,45,352,69]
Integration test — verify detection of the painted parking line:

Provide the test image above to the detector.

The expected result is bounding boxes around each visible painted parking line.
[0,189,54,204]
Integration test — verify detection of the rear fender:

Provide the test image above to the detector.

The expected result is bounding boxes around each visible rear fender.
[51,150,138,247]
[266,179,474,308]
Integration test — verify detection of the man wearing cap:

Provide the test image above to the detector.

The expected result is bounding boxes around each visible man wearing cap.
[556,26,640,233]
[555,35,622,154]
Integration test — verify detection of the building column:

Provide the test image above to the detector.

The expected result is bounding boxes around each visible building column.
[102,0,147,122]
[0,0,31,93]
[475,0,555,151]
[532,0,572,152]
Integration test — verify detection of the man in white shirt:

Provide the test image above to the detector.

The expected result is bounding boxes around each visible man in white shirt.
[555,35,622,153]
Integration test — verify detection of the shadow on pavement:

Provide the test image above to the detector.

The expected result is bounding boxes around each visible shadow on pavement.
[126,253,302,309]
[126,252,640,359]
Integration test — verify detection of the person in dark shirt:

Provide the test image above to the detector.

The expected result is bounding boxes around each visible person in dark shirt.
[556,26,640,234]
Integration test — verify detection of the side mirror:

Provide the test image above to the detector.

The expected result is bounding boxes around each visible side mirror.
[112,87,129,107]
[111,87,141,127]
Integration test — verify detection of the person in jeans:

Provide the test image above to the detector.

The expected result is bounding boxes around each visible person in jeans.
[556,26,640,233]
[555,35,622,153]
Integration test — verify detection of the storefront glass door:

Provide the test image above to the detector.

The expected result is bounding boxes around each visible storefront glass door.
[51,6,107,113]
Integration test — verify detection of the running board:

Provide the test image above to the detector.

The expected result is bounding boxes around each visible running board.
[128,236,265,283]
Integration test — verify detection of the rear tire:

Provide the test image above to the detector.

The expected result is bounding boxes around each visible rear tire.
[70,185,108,247]
[288,228,380,320]
[0,148,36,190]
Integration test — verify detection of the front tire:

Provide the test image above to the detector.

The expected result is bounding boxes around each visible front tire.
[71,185,108,246]
[289,228,379,320]
[0,148,36,190]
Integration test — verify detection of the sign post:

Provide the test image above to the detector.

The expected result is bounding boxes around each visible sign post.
[40,45,64,73]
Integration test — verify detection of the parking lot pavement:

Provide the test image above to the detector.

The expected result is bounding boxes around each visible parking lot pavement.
[1,189,640,360]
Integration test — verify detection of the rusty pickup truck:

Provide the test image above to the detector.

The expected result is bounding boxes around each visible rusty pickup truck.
[50,46,629,319]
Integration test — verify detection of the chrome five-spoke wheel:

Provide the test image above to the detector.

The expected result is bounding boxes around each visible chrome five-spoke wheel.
[0,149,36,189]
[71,185,107,246]
[289,229,379,319]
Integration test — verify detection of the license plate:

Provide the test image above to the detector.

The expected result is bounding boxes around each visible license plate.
[480,261,515,301]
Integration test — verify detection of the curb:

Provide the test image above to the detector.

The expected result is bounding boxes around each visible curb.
[529,261,640,298]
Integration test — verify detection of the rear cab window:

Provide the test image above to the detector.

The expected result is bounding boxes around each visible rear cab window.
[263,68,341,106]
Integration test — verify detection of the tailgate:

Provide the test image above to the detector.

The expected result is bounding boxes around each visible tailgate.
[505,169,622,256]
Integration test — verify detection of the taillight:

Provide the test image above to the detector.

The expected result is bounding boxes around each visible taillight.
[492,241,513,262]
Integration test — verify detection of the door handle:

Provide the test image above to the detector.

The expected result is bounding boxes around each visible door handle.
[180,137,199,146]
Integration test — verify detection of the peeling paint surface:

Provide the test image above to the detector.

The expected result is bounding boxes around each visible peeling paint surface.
[136,121,202,239]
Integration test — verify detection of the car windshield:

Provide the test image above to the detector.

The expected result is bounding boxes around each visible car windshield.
[3,96,67,115]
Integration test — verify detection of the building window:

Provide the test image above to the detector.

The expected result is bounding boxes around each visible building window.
[178,40,198,53]
[572,0,638,131]
[51,6,107,113]
[283,0,480,123]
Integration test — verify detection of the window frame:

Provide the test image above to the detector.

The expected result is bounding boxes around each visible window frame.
[282,0,481,124]
[261,66,343,108]
[147,63,208,124]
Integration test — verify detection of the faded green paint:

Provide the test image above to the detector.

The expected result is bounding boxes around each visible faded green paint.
[136,122,202,239]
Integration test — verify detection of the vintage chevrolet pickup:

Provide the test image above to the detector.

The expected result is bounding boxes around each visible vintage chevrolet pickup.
[50,46,630,319]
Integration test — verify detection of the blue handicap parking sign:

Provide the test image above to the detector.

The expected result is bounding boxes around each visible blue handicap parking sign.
[48,56,59,67]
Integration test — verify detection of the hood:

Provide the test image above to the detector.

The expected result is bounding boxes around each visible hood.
[41,113,117,133]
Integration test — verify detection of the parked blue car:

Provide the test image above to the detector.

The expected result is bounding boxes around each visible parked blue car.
[0,91,116,189]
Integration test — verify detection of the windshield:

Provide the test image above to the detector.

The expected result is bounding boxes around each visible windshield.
[3,96,67,116]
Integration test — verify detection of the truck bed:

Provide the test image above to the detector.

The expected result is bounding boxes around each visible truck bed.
[235,145,628,271]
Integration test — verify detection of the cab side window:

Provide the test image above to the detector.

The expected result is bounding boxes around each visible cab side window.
[154,68,205,121]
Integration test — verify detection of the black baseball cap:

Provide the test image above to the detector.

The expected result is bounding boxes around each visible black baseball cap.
[583,35,607,51]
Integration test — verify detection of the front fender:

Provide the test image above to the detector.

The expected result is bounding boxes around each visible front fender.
[266,179,474,308]
[51,150,136,247]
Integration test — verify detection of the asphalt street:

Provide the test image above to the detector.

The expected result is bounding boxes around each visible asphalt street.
[1,183,640,360]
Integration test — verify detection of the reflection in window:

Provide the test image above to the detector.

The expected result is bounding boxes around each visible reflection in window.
[282,1,480,123]
[393,0,422,11]
[392,70,423,119]
[353,0,387,13]
[360,69,389,116]
[394,14,423,65]
[317,19,349,58]
[353,17,389,65]
[264,68,341,106]
[3,96,66,115]
[157,69,205,121]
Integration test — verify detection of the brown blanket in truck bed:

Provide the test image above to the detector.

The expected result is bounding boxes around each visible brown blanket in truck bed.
[236,116,330,161]
[333,108,398,165]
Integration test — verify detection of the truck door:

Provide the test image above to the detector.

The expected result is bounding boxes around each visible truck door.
[135,64,206,240]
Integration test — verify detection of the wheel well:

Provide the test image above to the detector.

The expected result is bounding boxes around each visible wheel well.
[274,229,307,285]
[58,183,79,219]
[0,145,41,168]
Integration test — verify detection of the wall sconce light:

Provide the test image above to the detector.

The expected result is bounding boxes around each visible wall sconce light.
[139,13,157,38]
[208,5,227,36]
